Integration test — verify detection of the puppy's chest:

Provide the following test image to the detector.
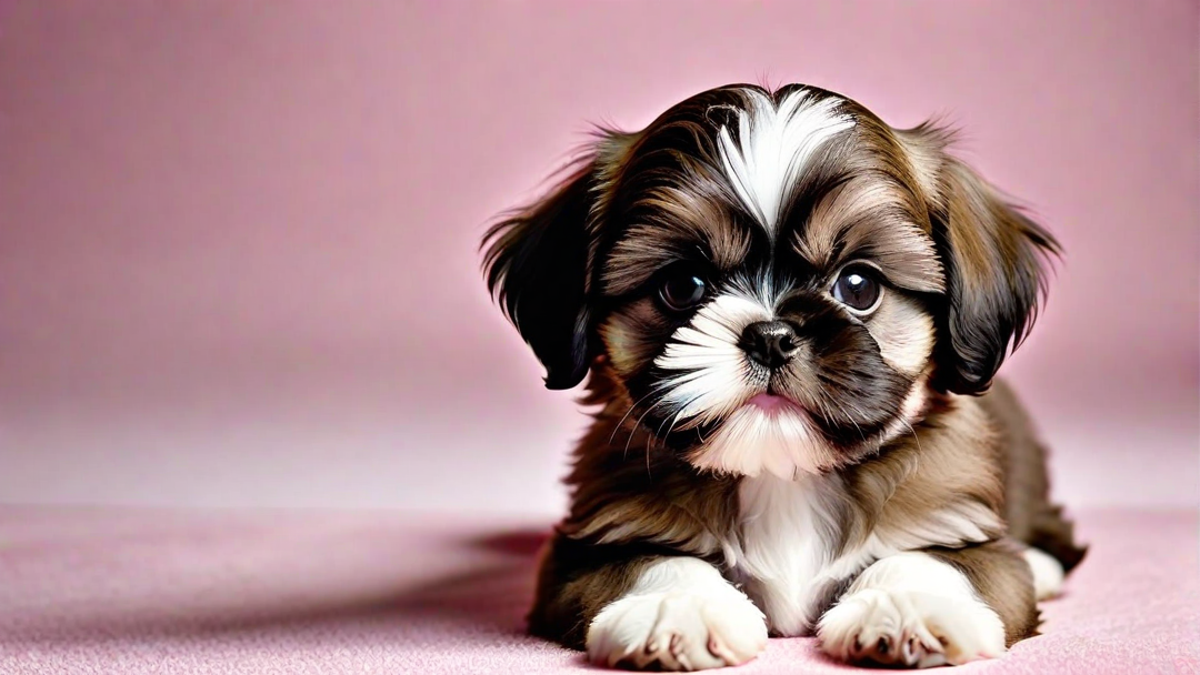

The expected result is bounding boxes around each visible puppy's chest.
[729,475,868,637]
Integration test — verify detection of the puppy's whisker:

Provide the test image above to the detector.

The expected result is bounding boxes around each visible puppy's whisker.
[827,397,868,443]
[648,398,686,456]
[807,396,838,429]
[625,396,672,461]
[645,399,690,476]
[608,389,662,447]
[647,400,696,477]
[900,417,923,455]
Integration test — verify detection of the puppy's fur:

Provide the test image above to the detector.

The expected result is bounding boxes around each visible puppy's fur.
[482,84,1085,670]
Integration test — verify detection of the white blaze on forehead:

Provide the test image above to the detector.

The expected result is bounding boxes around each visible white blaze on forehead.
[716,89,855,235]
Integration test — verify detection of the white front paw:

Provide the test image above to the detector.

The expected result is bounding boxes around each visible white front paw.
[817,588,1006,668]
[586,590,768,671]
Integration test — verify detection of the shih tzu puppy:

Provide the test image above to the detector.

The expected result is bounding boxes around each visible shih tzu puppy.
[481,83,1085,670]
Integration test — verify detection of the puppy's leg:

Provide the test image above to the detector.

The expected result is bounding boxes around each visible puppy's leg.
[530,535,767,671]
[817,540,1035,668]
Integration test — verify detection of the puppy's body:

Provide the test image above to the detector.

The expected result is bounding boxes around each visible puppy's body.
[483,84,1085,669]
[531,373,1083,662]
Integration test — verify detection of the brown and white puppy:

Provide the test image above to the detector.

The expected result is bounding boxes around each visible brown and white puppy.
[482,83,1086,670]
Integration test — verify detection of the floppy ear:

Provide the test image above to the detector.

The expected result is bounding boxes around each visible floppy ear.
[482,159,599,390]
[903,128,1060,395]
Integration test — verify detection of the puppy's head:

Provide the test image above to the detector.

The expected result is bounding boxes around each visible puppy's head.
[483,84,1057,479]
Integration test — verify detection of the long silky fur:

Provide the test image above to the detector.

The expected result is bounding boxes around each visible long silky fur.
[486,82,1085,662]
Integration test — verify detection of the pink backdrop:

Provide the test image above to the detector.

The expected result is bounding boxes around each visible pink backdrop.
[1,1,1196,514]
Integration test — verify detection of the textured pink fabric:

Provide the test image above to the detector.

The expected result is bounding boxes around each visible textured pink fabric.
[1,508,1196,674]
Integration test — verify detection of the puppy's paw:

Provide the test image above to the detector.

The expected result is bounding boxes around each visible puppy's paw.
[1023,547,1066,601]
[586,590,768,671]
[817,588,1005,668]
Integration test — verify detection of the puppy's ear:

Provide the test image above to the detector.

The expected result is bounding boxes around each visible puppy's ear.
[901,126,1060,395]
[482,158,600,390]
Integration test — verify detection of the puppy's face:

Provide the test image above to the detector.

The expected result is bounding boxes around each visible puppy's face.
[484,84,1056,479]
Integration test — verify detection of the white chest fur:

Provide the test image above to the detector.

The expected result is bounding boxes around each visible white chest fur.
[732,473,996,636]
[733,474,851,635]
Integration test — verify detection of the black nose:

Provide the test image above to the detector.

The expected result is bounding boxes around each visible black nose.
[740,321,801,369]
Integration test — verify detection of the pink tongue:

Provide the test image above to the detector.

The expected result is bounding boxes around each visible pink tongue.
[746,393,796,414]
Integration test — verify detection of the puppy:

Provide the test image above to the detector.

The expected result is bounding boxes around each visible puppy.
[481,83,1086,670]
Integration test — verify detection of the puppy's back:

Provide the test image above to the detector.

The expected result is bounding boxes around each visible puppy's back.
[981,380,1087,573]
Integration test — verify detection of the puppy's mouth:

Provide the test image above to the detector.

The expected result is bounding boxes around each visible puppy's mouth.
[686,387,831,479]
[743,392,805,416]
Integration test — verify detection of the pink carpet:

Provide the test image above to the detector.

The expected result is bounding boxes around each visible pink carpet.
[1,507,1196,674]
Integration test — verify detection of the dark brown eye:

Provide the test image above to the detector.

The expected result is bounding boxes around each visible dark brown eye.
[659,272,707,312]
[832,265,882,313]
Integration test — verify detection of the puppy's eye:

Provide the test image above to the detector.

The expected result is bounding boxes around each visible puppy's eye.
[832,264,882,313]
[659,272,707,312]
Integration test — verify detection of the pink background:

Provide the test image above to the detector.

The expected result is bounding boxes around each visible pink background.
[1,1,1196,515]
